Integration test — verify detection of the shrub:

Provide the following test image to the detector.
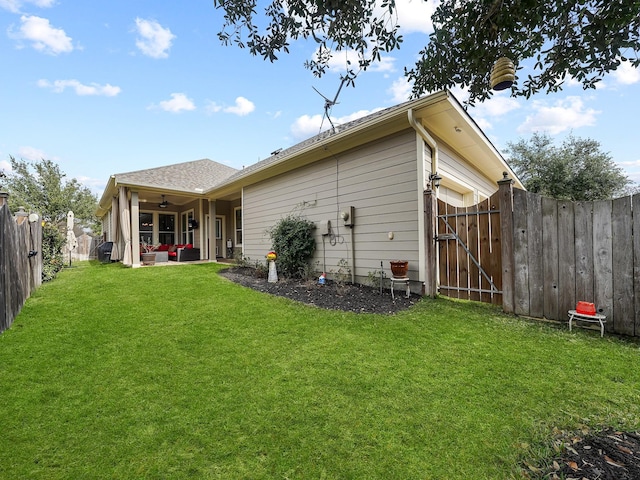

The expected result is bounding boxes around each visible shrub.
[42,222,65,282]
[269,215,316,278]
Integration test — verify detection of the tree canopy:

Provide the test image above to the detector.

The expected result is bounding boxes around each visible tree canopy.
[506,133,635,201]
[3,156,99,231]
[212,0,640,103]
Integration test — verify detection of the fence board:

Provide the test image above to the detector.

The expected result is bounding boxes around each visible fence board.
[478,198,492,304]
[0,206,7,332]
[467,203,481,302]
[633,194,640,336]
[0,204,43,334]
[433,187,640,338]
[612,196,634,336]
[557,201,576,319]
[542,197,559,320]
[526,192,544,318]
[513,189,530,316]
[489,192,502,305]
[447,203,459,298]
[456,205,470,300]
[574,202,594,303]
[592,200,613,325]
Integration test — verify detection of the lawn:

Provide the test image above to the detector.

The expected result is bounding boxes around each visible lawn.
[1,261,639,479]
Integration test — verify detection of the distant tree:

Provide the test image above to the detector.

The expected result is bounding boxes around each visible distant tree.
[4,156,99,230]
[505,133,635,201]
[3,157,100,281]
[212,0,640,103]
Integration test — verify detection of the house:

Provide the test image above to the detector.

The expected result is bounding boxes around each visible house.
[97,90,523,292]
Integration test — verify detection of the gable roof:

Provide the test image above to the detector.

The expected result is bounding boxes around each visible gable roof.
[113,158,237,192]
[97,91,522,215]
[97,158,237,215]
[208,90,522,200]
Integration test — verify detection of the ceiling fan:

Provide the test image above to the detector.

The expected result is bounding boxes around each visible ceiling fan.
[159,195,169,208]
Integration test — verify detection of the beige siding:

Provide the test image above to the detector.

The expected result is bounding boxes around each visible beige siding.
[434,143,499,205]
[243,130,421,285]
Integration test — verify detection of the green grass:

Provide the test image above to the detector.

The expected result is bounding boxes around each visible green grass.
[1,261,639,479]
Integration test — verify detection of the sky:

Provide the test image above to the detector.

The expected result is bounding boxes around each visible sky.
[1,0,639,198]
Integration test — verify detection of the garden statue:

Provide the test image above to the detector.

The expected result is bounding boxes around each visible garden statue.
[267,251,278,283]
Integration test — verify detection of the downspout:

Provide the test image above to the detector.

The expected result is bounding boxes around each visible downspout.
[407,108,438,176]
[408,108,439,292]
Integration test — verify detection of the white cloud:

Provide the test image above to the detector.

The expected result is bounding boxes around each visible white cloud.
[290,108,383,139]
[18,146,48,161]
[223,97,255,116]
[205,97,255,116]
[134,18,175,59]
[38,79,121,96]
[205,101,222,114]
[393,0,437,35]
[472,95,520,118]
[0,159,12,172]
[474,117,492,131]
[9,15,73,55]
[155,93,196,113]
[612,61,640,85]
[0,0,54,13]
[291,114,325,139]
[388,76,413,103]
[517,96,599,135]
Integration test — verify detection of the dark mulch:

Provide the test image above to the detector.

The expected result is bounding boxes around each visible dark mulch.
[218,266,418,314]
[531,429,640,480]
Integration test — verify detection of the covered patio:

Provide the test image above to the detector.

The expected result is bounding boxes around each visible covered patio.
[96,159,241,268]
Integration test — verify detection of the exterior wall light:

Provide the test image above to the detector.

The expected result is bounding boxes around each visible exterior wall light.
[428,172,442,189]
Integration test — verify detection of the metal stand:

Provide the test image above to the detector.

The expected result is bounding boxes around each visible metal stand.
[390,277,410,300]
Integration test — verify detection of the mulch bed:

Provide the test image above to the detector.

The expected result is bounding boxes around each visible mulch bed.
[219,266,639,479]
[529,429,640,479]
[218,266,418,314]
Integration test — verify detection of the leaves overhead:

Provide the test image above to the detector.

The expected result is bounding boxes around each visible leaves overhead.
[408,0,640,104]
[212,0,640,103]
[213,0,403,84]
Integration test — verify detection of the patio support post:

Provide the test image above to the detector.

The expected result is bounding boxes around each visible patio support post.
[209,200,216,259]
[131,191,140,268]
[423,187,438,297]
[498,173,515,313]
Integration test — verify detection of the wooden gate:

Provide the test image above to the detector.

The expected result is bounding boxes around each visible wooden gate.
[436,191,504,305]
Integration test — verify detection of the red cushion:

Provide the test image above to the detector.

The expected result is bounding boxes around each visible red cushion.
[168,251,177,257]
[185,244,193,249]
[157,244,171,251]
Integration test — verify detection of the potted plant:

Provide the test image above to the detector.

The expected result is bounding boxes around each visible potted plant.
[390,260,409,277]
[141,241,159,265]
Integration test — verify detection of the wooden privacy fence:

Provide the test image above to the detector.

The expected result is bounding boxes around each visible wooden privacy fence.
[0,198,43,334]
[425,177,640,338]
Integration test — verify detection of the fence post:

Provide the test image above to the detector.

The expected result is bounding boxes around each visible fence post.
[0,192,8,207]
[498,173,515,313]
[423,188,438,297]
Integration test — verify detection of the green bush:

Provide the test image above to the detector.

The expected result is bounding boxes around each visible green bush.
[269,215,316,278]
[41,222,65,282]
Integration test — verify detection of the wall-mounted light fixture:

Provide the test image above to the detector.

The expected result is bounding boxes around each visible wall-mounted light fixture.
[428,172,442,189]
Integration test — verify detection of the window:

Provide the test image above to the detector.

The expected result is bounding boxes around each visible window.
[139,212,153,243]
[158,213,175,245]
[181,210,194,245]
[234,207,242,246]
